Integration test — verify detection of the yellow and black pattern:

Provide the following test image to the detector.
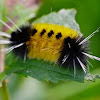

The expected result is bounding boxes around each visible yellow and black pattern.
[27,23,79,62]
[10,23,88,68]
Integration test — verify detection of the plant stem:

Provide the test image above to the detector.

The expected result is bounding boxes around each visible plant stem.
[0,80,10,100]
[0,45,10,100]
[0,45,5,73]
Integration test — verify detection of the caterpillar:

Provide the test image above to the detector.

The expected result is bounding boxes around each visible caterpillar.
[0,18,100,76]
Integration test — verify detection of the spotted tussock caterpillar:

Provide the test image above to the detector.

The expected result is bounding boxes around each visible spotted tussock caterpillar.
[0,16,100,77]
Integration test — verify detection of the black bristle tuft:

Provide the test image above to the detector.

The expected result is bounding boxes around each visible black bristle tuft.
[10,25,31,58]
[58,36,89,70]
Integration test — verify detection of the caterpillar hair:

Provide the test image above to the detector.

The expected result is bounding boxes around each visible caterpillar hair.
[0,18,100,77]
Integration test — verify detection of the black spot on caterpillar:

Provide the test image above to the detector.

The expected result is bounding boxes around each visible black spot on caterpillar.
[40,29,46,36]
[56,32,62,39]
[32,29,37,36]
[48,30,54,37]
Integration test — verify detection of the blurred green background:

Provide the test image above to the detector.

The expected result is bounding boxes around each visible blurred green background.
[0,0,100,100]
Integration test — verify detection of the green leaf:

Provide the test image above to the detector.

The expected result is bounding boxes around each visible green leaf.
[33,9,80,31]
[0,53,84,83]
[0,9,89,83]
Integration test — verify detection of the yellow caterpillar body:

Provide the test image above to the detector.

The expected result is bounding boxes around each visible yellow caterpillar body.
[26,23,79,62]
